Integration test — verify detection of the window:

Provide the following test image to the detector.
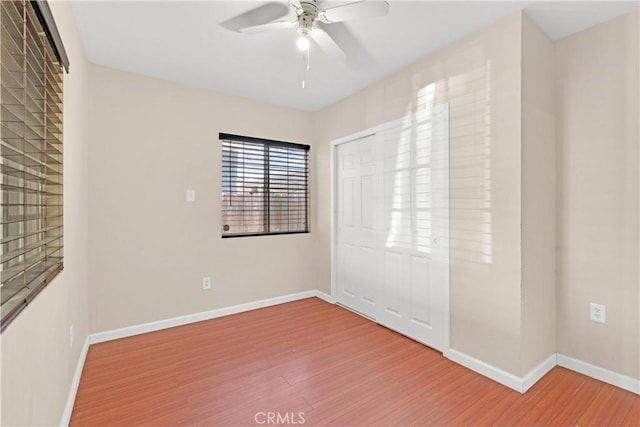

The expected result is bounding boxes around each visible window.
[221,133,309,237]
[1,0,69,331]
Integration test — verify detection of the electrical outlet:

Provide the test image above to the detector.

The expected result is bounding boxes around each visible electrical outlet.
[186,189,196,202]
[69,324,74,348]
[202,277,211,290]
[590,303,606,323]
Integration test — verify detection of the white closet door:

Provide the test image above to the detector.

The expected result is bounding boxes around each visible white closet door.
[335,106,449,351]
[376,111,447,349]
[336,135,380,319]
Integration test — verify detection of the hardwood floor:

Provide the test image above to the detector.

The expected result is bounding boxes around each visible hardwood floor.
[71,298,640,426]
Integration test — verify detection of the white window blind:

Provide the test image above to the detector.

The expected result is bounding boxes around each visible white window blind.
[220,133,309,237]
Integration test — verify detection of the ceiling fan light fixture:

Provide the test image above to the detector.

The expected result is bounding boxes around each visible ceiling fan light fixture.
[297,35,310,51]
[221,0,392,65]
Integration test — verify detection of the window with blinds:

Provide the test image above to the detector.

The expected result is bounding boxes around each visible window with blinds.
[220,133,310,237]
[1,0,69,331]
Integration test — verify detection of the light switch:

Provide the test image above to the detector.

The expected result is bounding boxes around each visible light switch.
[186,189,196,202]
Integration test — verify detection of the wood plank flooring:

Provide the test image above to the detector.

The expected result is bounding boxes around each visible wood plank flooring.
[71,298,640,426]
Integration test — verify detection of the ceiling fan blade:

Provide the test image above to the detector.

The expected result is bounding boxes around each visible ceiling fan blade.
[311,27,346,60]
[220,2,291,32]
[318,22,375,70]
[320,0,389,24]
[240,20,296,34]
[289,0,302,10]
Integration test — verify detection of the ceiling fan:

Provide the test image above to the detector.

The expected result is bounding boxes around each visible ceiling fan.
[220,0,390,61]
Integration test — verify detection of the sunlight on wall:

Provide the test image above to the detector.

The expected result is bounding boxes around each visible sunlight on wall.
[417,82,436,112]
[392,63,495,270]
[443,64,494,267]
[383,91,446,256]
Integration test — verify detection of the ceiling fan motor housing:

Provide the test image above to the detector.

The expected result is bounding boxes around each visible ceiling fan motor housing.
[297,0,318,36]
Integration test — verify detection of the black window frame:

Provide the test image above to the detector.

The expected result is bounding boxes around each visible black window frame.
[220,133,310,238]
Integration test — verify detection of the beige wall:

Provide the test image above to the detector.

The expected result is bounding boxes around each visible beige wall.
[2,7,638,426]
[0,1,91,425]
[315,13,525,375]
[87,65,316,333]
[520,14,557,373]
[556,11,639,379]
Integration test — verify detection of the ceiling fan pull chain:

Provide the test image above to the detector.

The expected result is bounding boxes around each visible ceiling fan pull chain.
[301,50,309,89]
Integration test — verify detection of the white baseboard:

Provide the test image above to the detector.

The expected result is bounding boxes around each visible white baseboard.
[444,350,556,393]
[557,354,640,395]
[90,290,326,344]
[60,335,90,427]
[444,348,527,393]
[522,354,557,392]
[445,349,639,395]
[314,290,335,304]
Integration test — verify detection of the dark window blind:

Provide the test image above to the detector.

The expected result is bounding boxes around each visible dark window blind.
[1,0,66,331]
[221,133,309,237]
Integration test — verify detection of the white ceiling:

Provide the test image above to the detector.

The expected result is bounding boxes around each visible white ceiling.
[71,1,639,111]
